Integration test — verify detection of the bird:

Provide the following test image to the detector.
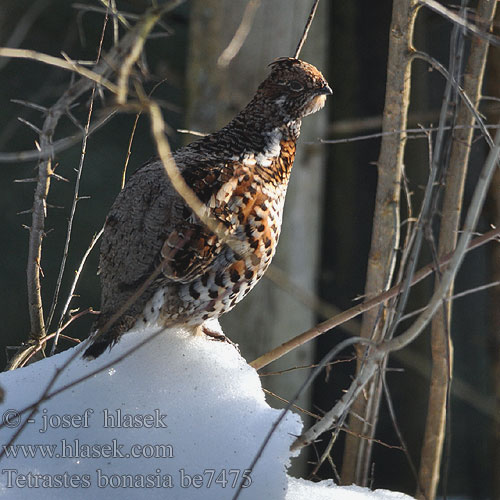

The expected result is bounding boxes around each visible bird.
[83,57,332,359]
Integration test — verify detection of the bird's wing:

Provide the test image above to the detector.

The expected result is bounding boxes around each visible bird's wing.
[156,155,242,283]
[98,156,241,317]
[97,161,173,311]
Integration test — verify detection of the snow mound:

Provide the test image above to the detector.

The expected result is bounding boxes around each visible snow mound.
[0,321,414,499]
[286,477,415,499]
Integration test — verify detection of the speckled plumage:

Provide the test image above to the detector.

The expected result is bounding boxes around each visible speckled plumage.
[84,58,331,359]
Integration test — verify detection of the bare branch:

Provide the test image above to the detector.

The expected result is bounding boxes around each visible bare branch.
[10,98,48,112]
[4,2,185,357]
[418,0,500,48]
[386,125,500,353]
[176,128,208,137]
[0,47,119,94]
[291,343,382,453]
[381,373,422,494]
[317,124,500,145]
[400,280,500,322]
[17,117,42,134]
[250,226,500,371]
[0,110,116,163]
[412,50,495,148]
[46,10,110,336]
[234,336,375,500]
[293,144,500,453]
[294,0,321,59]
[217,0,261,68]
[0,0,49,71]
[342,0,419,482]
[419,2,497,496]
[50,228,104,355]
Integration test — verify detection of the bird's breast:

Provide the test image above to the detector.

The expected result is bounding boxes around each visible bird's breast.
[159,137,297,327]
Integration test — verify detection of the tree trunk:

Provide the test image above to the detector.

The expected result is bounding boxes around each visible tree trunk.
[341,0,419,486]
[417,2,497,498]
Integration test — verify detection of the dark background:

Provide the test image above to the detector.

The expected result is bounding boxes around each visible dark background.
[0,1,497,498]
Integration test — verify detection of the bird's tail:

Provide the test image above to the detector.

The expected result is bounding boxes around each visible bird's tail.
[83,314,136,359]
[83,334,113,359]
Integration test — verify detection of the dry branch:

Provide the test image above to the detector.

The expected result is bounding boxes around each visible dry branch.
[46,8,109,336]
[387,126,500,353]
[341,0,419,484]
[292,125,500,453]
[418,0,500,48]
[0,111,116,163]
[0,2,182,365]
[49,228,104,356]
[0,48,119,93]
[293,0,321,59]
[217,0,261,68]
[418,1,497,498]
[250,226,500,371]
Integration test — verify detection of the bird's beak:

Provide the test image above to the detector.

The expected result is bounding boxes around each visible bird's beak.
[317,84,333,96]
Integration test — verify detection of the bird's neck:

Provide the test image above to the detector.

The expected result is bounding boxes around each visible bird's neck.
[215,109,302,164]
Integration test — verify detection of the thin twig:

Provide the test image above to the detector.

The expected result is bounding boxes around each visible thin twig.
[419,2,496,493]
[317,124,500,145]
[250,226,500,371]
[291,342,383,452]
[122,113,141,189]
[73,3,132,27]
[0,110,117,163]
[418,0,500,48]
[176,128,207,137]
[232,336,375,500]
[342,0,418,483]
[262,388,318,419]
[386,125,500,353]
[412,50,494,149]
[115,1,183,104]
[49,228,104,356]
[217,0,261,68]
[0,0,50,72]
[381,373,422,494]
[0,47,119,94]
[399,280,500,322]
[6,2,184,363]
[122,79,167,188]
[294,0,321,59]
[46,7,109,334]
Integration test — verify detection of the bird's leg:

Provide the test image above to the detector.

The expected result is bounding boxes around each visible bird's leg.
[193,324,225,340]
[199,324,226,341]
[194,324,240,352]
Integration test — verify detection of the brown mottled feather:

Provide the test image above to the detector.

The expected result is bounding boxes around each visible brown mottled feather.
[84,58,331,358]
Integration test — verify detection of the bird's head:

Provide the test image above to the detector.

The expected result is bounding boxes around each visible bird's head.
[255,57,332,122]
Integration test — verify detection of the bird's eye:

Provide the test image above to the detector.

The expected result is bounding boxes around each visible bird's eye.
[289,80,304,92]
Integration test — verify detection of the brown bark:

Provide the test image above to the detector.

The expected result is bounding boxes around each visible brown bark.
[417,3,497,498]
[341,0,419,485]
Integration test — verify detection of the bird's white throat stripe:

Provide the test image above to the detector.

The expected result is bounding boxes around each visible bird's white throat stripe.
[232,127,283,168]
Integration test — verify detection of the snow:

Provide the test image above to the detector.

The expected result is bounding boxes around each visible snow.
[0,321,414,499]
[286,478,414,499]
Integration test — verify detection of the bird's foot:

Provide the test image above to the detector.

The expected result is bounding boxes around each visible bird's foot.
[201,325,226,341]
[200,326,240,353]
